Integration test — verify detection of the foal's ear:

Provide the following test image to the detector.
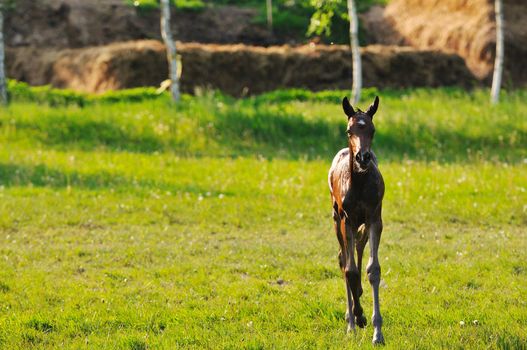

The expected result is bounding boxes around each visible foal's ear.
[342,97,355,120]
[366,96,379,118]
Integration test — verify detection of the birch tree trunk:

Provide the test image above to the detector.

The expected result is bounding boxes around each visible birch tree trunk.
[266,0,273,31]
[0,7,7,105]
[160,0,180,102]
[490,0,504,104]
[347,0,361,104]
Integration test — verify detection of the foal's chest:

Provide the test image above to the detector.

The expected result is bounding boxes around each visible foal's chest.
[342,177,380,216]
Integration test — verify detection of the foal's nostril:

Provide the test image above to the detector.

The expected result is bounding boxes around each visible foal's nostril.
[364,152,371,162]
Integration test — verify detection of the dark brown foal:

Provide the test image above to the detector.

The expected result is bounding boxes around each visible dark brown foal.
[328,96,385,344]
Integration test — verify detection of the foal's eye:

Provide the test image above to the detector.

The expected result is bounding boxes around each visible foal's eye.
[346,129,352,136]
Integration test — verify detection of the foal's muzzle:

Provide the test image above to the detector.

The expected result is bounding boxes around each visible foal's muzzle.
[356,151,372,168]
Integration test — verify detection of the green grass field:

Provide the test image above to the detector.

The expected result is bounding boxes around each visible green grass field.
[0,88,526,349]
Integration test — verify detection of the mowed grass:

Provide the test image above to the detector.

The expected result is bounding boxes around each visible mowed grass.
[0,88,526,349]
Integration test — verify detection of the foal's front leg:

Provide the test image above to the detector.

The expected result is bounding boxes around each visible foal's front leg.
[367,217,384,344]
[344,219,366,332]
[333,209,353,331]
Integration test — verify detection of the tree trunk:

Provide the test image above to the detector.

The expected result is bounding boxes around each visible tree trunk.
[160,0,180,102]
[266,0,273,32]
[347,0,361,104]
[0,8,7,105]
[491,0,504,104]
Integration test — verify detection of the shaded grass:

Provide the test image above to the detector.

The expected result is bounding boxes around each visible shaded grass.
[7,80,164,107]
[2,88,526,162]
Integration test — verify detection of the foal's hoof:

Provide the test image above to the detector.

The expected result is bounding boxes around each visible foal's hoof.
[346,324,356,334]
[355,314,367,328]
[372,330,385,345]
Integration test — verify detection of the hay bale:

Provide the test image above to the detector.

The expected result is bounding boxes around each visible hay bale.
[362,0,527,86]
[6,41,476,95]
[7,40,168,93]
[178,43,475,95]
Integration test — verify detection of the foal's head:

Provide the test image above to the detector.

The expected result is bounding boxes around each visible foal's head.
[342,96,379,172]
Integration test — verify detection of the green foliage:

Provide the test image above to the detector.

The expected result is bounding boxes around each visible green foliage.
[307,0,342,38]
[7,80,165,107]
[246,0,311,39]
[253,0,388,43]
[96,87,167,104]
[125,0,159,11]
[0,0,17,11]
[263,6,312,39]
[7,80,88,107]
[0,87,525,348]
[123,0,388,44]
[307,0,387,44]
[124,0,205,12]
[252,87,380,104]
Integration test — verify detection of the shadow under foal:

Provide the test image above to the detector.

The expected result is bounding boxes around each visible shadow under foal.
[328,96,385,344]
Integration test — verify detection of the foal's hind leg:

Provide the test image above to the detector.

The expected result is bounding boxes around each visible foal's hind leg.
[367,217,384,345]
[356,224,369,298]
[333,206,346,271]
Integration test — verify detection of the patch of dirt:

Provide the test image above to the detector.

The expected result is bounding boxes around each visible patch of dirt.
[361,0,527,86]
[6,41,477,95]
[4,0,275,49]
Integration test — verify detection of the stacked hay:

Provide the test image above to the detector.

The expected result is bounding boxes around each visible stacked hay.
[362,0,527,86]
[7,41,168,93]
[179,43,476,95]
[6,40,476,95]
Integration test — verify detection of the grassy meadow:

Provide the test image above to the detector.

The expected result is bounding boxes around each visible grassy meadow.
[0,87,526,349]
